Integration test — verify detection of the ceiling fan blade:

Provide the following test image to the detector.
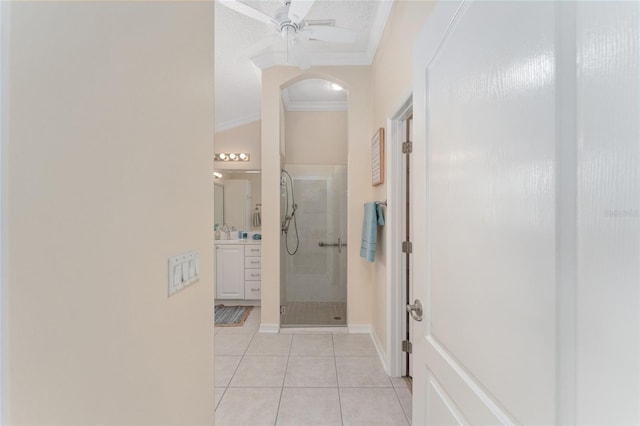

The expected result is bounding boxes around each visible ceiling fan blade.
[299,25,356,44]
[219,0,276,25]
[288,0,316,24]
[290,41,312,70]
[236,35,281,61]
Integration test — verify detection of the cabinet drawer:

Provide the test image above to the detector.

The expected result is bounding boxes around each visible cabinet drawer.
[244,257,262,268]
[245,269,261,281]
[244,281,261,300]
[244,245,262,257]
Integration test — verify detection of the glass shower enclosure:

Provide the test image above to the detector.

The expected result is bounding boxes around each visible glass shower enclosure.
[280,164,347,327]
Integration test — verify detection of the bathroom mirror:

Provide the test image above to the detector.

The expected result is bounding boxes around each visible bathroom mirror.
[214,183,224,227]
[217,172,262,231]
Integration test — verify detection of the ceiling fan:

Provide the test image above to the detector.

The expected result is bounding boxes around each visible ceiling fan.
[220,0,356,69]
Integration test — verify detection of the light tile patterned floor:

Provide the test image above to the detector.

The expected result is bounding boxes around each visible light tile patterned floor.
[214,307,412,426]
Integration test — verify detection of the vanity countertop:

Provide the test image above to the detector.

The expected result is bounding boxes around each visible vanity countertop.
[215,239,261,245]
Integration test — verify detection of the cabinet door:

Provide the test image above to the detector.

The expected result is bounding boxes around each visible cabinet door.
[215,245,244,299]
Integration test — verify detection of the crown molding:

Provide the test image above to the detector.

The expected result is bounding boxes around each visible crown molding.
[215,114,261,133]
[251,50,371,70]
[366,0,394,62]
[285,100,347,112]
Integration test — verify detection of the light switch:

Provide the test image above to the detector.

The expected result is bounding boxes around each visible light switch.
[168,250,200,296]
[189,259,196,280]
[181,260,189,283]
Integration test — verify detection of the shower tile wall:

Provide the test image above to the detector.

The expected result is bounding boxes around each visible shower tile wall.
[281,165,347,326]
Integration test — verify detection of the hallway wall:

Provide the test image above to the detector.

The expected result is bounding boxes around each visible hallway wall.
[369,0,437,367]
[3,2,215,424]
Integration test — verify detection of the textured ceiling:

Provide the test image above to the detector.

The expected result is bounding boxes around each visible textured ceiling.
[215,0,392,131]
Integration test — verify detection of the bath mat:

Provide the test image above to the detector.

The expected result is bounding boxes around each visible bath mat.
[215,305,253,327]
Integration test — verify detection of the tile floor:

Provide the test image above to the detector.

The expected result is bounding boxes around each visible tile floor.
[214,307,412,426]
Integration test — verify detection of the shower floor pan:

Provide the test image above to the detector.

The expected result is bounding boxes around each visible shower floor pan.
[281,302,347,327]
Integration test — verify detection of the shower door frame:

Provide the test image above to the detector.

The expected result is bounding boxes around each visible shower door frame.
[280,164,348,328]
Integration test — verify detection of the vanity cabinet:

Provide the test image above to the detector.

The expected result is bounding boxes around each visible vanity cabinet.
[215,244,244,299]
[215,242,261,300]
[243,245,261,300]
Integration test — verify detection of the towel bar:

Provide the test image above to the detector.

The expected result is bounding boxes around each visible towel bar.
[318,239,348,254]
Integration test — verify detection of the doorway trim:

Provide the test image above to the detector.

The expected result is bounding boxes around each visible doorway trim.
[386,93,413,378]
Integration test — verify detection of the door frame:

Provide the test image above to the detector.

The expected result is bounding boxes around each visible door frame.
[386,93,413,378]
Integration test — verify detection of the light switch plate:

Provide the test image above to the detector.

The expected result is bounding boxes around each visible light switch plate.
[168,250,200,296]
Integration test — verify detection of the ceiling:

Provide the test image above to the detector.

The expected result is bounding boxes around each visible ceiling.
[215,0,393,132]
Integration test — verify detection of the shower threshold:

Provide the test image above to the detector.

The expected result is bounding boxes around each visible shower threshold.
[280,302,347,327]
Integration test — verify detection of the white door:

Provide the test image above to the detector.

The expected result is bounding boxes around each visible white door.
[411,1,639,425]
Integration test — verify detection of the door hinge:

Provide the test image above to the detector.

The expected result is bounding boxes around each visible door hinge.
[402,141,413,154]
[280,306,286,315]
[402,241,413,253]
[402,340,413,354]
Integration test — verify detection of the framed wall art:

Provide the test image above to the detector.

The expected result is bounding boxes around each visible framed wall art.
[371,128,385,186]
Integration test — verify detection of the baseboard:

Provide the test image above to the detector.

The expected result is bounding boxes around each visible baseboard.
[280,327,348,334]
[259,323,279,333]
[215,300,261,307]
[370,328,390,375]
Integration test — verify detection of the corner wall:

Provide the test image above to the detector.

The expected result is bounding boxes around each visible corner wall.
[3,3,215,424]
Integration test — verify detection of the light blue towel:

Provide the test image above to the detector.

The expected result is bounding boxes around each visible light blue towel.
[360,202,385,262]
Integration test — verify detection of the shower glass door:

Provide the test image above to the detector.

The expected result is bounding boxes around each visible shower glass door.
[280,164,347,327]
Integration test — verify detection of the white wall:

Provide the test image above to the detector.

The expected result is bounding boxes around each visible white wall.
[3,2,215,424]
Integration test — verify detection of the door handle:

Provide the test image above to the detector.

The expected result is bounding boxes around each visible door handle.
[407,299,423,321]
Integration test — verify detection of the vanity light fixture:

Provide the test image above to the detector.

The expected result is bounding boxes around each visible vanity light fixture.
[214,152,250,162]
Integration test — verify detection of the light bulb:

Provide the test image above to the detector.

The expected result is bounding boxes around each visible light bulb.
[218,153,227,161]
[239,153,248,160]
[229,153,237,160]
